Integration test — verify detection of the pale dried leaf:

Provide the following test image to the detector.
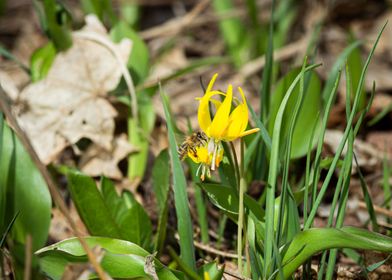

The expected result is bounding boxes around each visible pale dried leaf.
[0,70,19,100]
[15,15,131,163]
[79,134,137,179]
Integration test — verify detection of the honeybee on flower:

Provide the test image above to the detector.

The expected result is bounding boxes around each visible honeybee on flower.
[179,73,259,181]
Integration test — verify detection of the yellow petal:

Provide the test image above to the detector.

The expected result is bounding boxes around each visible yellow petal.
[224,103,248,141]
[239,127,260,137]
[197,90,224,137]
[206,73,218,93]
[209,84,233,139]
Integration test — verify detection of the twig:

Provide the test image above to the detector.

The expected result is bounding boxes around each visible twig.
[0,88,108,280]
[23,234,32,280]
[223,268,252,280]
[358,201,392,218]
[235,37,308,81]
[193,240,243,260]
[140,0,211,40]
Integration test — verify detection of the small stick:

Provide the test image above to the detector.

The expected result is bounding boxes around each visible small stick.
[358,201,392,218]
[23,234,32,280]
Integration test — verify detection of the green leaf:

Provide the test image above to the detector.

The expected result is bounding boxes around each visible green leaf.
[67,171,152,249]
[212,0,249,67]
[42,0,72,51]
[201,184,264,222]
[0,114,51,252]
[81,0,117,25]
[161,90,196,270]
[152,149,170,214]
[347,33,366,112]
[264,63,321,275]
[197,261,224,280]
[269,67,322,158]
[36,237,181,280]
[281,227,392,279]
[127,94,156,181]
[152,149,171,254]
[30,42,56,82]
[111,20,150,84]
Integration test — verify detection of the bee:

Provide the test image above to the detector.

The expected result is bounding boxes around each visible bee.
[178,131,208,160]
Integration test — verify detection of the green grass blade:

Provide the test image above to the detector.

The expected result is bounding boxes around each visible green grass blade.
[354,154,379,231]
[305,22,387,229]
[383,154,391,211]
[368,101,392,126]
[321,41,361,104]
[160,88,196,271]
[188,160,209,244]
[248,104,272,151]
[276,58,307,247]
[263,63,321,277]
[0,211,19,248]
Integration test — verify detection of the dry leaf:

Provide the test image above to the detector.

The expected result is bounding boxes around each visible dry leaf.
[15,15,131,164]
[79,134,137,179]
[0,70,19,100]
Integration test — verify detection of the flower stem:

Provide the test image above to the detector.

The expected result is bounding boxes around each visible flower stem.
[229,142,240,187]
[237,139,246,275]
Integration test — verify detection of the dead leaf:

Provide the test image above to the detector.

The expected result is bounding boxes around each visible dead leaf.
[79,134,137,179]
[15,15,131,164]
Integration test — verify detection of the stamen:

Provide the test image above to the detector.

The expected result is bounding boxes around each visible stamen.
[211,142,218,171]
[196,163,202,177]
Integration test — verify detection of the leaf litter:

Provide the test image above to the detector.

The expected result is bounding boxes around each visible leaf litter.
[12,15,134,178]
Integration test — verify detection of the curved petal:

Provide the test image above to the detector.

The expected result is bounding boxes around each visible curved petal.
[206,73,219,93]
[224,103,248,141]
[209,84,233,139]
[223,87,249,141]
[197,90,225,136]
[239,128,260,138]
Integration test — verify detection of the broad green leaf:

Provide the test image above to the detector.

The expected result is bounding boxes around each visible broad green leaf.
[68,171,152,249]
[0,115,51,252]
[152,149,170,214]
[101,178,153,250]
[201,184,264,222]
[281,227,392,279]
[152,149,171,253]
[161,91,196,270]
[269,67,322,158]
[30,42,56,82]
[36,237,181,280]
[111,20,149,84]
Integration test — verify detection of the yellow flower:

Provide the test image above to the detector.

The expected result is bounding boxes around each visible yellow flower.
[188,145,224,181]
[196,73,259,170]
[198,73,259,142]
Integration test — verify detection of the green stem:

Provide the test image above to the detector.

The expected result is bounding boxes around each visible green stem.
[230,141,240,188]
[237,139,246,275]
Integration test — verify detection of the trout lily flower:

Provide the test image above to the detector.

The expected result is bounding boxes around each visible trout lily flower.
[189,73,259,180]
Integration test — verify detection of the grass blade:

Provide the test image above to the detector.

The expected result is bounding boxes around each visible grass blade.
[304,22,387,229]
[160,87,196,271]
